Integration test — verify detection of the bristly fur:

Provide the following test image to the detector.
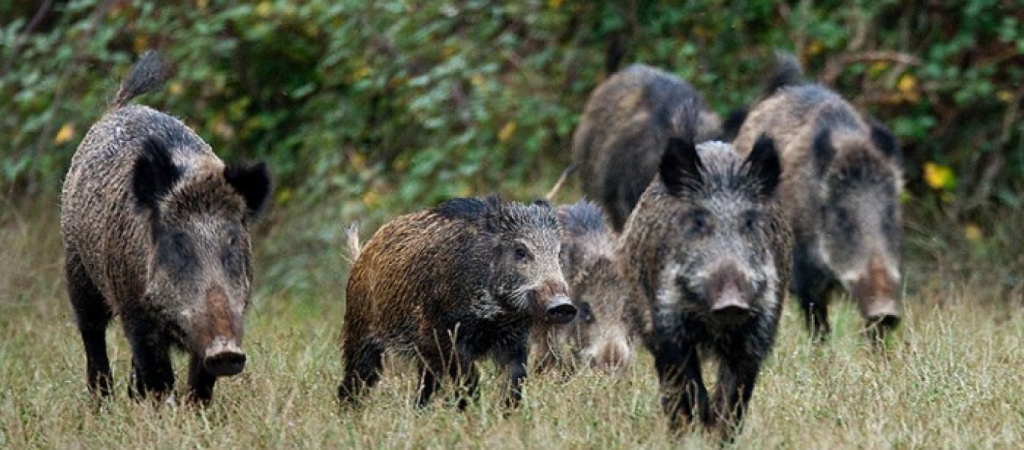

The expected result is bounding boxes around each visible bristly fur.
[434,196,489,222]
[557,199,609,237]
[661,139,781,205]
[62,51,270,405]
[742,134,782,199]
[112,51,170,109]
[828,145,901,188]
[340,195,567,409]
[721,109,749,142]
[730,51,904,343]
[761,51,804,99]
[346,223,362,263]
[571,63,722,231]
[620,137,791,439]
[224,161,272,218]
[659,137,704,196]
[132,136,182,214]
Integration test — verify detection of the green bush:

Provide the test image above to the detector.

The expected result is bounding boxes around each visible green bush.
[1,0,1021,222]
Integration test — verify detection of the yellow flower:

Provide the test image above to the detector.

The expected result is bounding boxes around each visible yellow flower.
[362,191,378,207]
[963,223,983,242]
[807,41,824,57]
[168,81,184,96]
[54,124,76,144]
[923,162,955,190]
[256,1,273,18]
[133,35,149,54]
[548,0,563,9]
[498,122,516,142]
[898,73,920,103]
[869,62,888,78]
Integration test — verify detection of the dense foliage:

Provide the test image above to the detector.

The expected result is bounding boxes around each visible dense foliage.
[2,0,1021,221]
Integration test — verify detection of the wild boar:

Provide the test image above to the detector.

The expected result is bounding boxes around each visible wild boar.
[731,53,904,341]
[572,64,723,231]
[531,200,633,373]
[338,196,575,409]
[61,51,271,405]
[621,136,790,439]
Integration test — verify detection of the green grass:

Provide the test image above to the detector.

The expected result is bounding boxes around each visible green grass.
[1,198,1022,449]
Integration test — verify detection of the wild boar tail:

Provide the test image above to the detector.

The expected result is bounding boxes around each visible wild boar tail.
[545,164,577,202]
[346,223,362,263]
[110,50,169,109]
[759,51,804,101]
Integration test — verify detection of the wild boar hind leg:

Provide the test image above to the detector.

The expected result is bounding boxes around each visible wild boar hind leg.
[66,253,114,397]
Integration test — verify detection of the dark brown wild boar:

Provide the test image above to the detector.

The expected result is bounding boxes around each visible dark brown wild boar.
[621,136,790,440]
[531,200,633,373]
[731,53,904,342]
[61,51,271,405]
[571,64,722,231]
[338,196,575,409]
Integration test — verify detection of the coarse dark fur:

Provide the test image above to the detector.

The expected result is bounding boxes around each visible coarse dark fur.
[339,196,573,409]
[531,200,634,373]
[732,53,904,342]
[61,51,271,405]
[620,137,791,440]
[572,64,723,231]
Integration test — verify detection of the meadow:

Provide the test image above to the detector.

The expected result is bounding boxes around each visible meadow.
[1,195,1021,449]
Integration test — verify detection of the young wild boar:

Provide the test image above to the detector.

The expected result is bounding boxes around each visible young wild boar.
[338,196,576,409]
[572,64,723,232]
[61,52,271,405]
[731,54,904,342]
[530,200,633,373]
[620,136,790,439]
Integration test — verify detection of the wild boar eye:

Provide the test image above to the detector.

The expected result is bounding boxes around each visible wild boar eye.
[514,245,532,262]
[741,211,760,234]
[579,302,595,324]
[687,210,710,235]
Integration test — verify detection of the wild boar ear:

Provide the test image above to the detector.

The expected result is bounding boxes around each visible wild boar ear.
[132,137,182,212]
[224,161,271,218]
[559,240,584,275]
[659,137,702,195]
[744,134,782,198]
[867,115,903,165]
[812,128,836,174]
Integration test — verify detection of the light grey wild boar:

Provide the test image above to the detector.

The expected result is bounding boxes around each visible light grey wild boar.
[571,64,723,231]
[621,136,790,439]
[530,200,633,373]
[61,51,271,405]
[731,53,904,342]
[338,196,576,409]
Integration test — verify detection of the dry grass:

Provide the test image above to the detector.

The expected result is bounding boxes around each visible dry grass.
[1,198,1022,449]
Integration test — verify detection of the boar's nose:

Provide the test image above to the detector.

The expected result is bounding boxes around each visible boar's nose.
[545,294,577,324]
[710,285,752,326]
[204,337,246,377]
[864,299,901,331]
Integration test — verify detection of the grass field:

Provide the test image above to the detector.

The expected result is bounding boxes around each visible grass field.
[1,196,1022,449]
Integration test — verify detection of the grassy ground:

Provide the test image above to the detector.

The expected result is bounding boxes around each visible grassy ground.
[1,196,1022,449]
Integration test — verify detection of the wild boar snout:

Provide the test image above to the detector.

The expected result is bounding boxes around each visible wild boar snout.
[204,336,246,377]
[706,265,755,326]
[545,294,577,324]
